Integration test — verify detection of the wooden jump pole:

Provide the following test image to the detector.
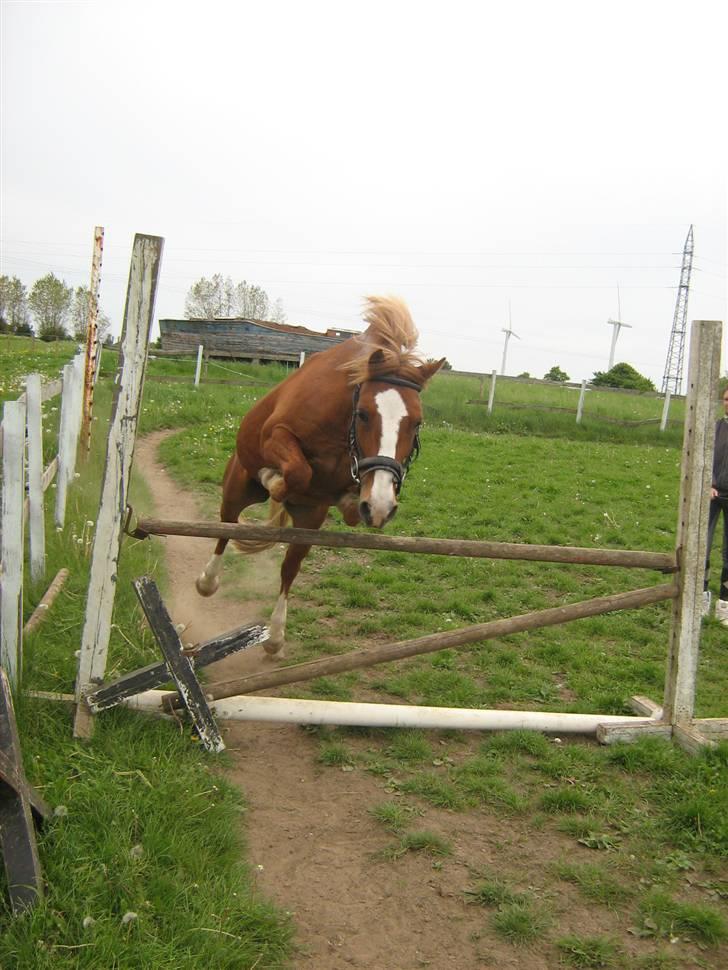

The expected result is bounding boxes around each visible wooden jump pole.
[196,583,677,704]
[129,517,676,573]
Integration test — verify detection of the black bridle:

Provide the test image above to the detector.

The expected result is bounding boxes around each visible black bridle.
[348,374,422,494]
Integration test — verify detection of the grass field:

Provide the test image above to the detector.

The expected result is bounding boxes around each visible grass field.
[2,344,727,968]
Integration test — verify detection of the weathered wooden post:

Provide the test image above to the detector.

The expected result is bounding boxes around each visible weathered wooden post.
[663,320,721,750]
[1,401,26,688]
[54,353,84,528]
[81,226,104,458]
[74,234,164,739]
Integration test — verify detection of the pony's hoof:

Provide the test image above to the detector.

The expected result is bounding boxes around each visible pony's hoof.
[195,574,219,597]
[263,638,285,657]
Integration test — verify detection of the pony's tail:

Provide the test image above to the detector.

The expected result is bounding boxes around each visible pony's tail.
[232,500,290,554]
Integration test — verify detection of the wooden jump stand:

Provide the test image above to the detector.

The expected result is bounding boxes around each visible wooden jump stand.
[71,319,725,753]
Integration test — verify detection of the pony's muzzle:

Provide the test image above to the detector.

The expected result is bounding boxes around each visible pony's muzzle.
[359,498,398,529]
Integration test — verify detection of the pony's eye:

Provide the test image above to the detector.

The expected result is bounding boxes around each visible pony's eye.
[355,409,369,423]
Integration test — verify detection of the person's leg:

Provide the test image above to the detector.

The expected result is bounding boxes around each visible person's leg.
[703,499,721,617]
[715,501,728,625]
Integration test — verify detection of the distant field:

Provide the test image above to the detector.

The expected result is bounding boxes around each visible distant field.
[0,334,78,403]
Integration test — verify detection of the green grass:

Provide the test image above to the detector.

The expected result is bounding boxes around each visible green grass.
[491,898,551,946]
[556,935,621,968]
[636,890,727,944]
[380,829,452,861]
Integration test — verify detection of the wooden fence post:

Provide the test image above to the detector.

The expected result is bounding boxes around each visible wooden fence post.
[73,234,164,739]
[1,402,27,688]
[82,226,104,458]
[663,320,722,731]
[54,354,84,528]
[487,369,497,415]
[576,379,587,424]
[25,375,45,582]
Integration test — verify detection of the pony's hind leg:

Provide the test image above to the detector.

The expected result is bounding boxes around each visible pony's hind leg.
[266,502,329,654]
[196,455,266,597]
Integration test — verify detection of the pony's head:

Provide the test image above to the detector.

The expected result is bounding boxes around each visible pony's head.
[343,297,446,528]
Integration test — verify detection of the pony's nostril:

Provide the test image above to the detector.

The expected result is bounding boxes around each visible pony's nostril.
[385,505,398,524]
[359,501,372,525]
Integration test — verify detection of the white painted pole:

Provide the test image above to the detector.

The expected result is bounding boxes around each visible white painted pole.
[660,389,672,433]
[122,690,662,734]
[576,379,587,424]
[54,354,85,528]
[25,374,46,581]
[194,344,203,386]
[487,369,497,415]
[663,320,722,728]
[1,401,27,687]
[74,234,164,739]
[299,351,306,367]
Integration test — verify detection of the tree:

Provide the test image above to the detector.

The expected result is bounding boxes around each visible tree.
[184,275,285,322]
[28,273,73,340]
[0,275,32,334]
[544,365,570,382]
[69,285,112,343]
[591,362,655,392]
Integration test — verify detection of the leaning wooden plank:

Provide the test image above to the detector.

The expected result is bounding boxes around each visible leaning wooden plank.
[0,751,51,822]
[25,375,46,582]
[23,569,70,637]
[692,718,728,739]
[0,668,45,913]
[41,456,59,493]
[133,577,224,753]
[198,583,678,704]
[673,722,716,754]
[73,234,164,739]
[1,401,26,688]
[86,621,267,712]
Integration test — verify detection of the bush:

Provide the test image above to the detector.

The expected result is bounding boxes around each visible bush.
[592,362,655,392]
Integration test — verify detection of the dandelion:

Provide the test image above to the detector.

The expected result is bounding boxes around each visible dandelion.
[82,916,95,929]
[121,912,138,925]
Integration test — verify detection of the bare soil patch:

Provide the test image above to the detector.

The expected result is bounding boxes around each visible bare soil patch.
[133,431,724,970]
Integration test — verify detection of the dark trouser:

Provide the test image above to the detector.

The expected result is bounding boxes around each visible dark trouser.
[704,496,728,600]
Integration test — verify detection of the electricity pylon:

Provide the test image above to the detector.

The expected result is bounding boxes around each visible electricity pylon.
[661,225,694,395]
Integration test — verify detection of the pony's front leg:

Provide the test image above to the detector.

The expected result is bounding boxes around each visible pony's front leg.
[266,503,329,655]
[259,426,313,502]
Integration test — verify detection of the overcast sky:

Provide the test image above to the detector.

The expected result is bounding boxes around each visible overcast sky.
[2,0,726,386]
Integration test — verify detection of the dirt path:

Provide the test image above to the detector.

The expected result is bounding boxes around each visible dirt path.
[134,431,538,969]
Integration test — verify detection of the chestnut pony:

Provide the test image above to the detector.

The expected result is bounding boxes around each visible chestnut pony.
[196,296,445,654]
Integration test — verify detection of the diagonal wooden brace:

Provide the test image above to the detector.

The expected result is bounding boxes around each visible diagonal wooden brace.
[86,620,268,713]
[0,667,50,915]
[132,577,225,753]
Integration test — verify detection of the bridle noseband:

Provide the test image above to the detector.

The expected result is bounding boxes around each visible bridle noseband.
[348,374,422,494]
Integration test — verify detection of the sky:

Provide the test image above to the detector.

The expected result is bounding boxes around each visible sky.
[1,0,726,387]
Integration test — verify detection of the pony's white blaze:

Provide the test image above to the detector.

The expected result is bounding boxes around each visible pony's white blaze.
[369,388,408,525]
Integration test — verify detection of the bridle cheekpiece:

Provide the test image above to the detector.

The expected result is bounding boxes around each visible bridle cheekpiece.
[348,374,422,494]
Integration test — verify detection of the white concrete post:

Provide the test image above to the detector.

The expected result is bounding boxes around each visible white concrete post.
[660,389,672,433]
[194,344,204,386]
[576,379,587,424]
[487,370,497,415]
[25,374,46,582]
[54,354,85,528]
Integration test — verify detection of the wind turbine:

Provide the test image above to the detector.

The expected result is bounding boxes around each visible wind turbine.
[501,302,520,375]
[606,286,632,370]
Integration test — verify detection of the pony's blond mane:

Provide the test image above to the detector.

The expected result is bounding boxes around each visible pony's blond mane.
[340,296,424,385]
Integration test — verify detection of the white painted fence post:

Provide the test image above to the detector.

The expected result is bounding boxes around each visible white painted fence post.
[663,320,722,732]
[299,351,306,367]
[25,374,46,582]
[74,234,164,738]
[487,369,497,415]
[576,379,587,424]
[660,389,672,433]
[1,401,27,687]
[194,344,204,386]
[55,354,85,528]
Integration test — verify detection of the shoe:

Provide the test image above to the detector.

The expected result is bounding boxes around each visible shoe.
[715,599,728,627]
[702,590,712,618]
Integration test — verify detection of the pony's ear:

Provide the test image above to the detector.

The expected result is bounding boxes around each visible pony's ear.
[416,357,448,385]
[367,349,386,373]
